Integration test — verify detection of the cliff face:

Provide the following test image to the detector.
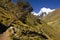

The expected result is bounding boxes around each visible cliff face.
[0,0,60,40]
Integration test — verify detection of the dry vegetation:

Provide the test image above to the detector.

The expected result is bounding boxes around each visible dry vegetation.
[0,0,60,40]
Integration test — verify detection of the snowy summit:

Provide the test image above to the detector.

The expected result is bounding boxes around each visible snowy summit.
[32,7,55,16]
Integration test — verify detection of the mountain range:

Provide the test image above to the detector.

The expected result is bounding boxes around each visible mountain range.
[32,7,55,18]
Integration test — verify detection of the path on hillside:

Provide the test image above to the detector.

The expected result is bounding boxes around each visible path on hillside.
[0,29,12,40]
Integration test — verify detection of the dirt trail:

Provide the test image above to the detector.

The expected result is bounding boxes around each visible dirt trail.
[0,29,12,40]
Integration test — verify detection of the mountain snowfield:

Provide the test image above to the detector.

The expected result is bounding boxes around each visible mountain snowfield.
[32,7,55,16]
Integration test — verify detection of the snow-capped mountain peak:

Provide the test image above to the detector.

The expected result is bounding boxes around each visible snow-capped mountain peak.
[38,7,55,16]
[32,7,55,17]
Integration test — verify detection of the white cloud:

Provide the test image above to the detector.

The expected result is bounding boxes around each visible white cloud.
[32,7,55,16]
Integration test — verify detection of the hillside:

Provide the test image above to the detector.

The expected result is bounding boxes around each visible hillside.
[42,8,60,40]
[0,0,60,40]
[0,6,51,40]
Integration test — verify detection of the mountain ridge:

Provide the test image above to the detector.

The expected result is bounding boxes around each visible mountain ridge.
[32,7,55,18]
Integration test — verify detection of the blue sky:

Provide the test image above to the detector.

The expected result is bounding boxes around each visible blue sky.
[28,0,60,13]
[13,0,60,13]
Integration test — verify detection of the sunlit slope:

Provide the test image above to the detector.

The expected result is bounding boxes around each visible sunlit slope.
[41,8,60,40]
[0,7,52,40]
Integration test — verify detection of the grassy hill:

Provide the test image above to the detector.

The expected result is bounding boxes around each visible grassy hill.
[41,8,60,40]
[0,6,51,40]
[0,0,60,40]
